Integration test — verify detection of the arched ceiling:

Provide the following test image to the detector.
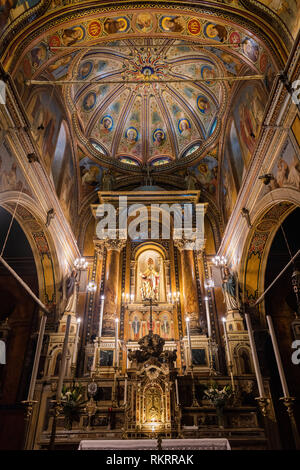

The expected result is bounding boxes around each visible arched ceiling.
[8,5,282,170]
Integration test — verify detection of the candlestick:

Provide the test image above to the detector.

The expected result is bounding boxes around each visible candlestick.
[72,318,81,365]
[124,377,128,405]
[186,317,192,367]
[98,295,105,338]
[245,313,265,397]
[204,297,212,337]
[266,315,289,397]
[56,314,71,400]
[27,313,47,401]
[115,318,119,368]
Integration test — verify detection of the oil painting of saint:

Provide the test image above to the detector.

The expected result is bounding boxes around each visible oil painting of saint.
[135,12,154,33]
[104,17,129,34]
[160,16,184,33]
[140,258,159,301]
[242,37,259,62]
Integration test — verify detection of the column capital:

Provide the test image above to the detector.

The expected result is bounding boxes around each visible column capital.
[104,238,127,252]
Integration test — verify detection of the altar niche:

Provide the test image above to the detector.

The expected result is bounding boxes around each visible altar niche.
[135,248,166,303]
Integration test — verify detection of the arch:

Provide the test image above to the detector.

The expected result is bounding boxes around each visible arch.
[240,190,299,322]
[0,191,63,317]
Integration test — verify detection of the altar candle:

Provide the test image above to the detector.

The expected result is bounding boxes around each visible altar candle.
[124,377,127,405]
[56,314,71,400]
[98,295,105,338]
[204,297,212,337]
[27,313,47,401]
[186,317,192,366]
[245,313,265,397]
[115,318,119,367]
[266,315,289,397]
[72,318,81,364]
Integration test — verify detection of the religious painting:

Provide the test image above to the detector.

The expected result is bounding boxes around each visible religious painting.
[0,142,32,196]
[0,0,40,32]
[144,385,163,424]
[159,312,174,339]
[30,42,48,68]
[100,350,114,367]
[192,349,207,366]
[82,91,97,111]
[200,65,216,85]
[241,37,259,62]
[27,91,64,173]
[205,47,242,75]
[61,25,85,46]
[159,15,184,33]
[178,118,192,137]
[130,312,142,340]
[232,83,266,164]
[258,0,300,38]
[48,53,77,79]
[78,60,93,79]
[79,156,103,195]
[100,115,114,133]
[197,95,210,114]
[136,249,165,302]
[222,148,238,222]
[203,22,228,42]
[192,156,218,196]
[117,97,142,156]
[134,12,154,33]
[56,143,77,229]
[229,120,246,187]
[270,138,300,191]
[104,16,130,34]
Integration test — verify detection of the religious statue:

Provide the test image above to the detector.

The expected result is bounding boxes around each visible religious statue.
[140,258,159,301]
[222,267,239,311]
[65,269,78,313]
[102,169,115,191]
[185,169,198,190]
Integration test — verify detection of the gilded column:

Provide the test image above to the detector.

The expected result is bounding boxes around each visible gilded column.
[174,239,200,333]
[101,238,126,336]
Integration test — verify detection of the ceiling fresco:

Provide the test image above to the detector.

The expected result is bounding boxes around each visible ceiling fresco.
[13,9,278,168]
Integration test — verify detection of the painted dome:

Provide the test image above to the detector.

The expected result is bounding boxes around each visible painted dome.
[69,39,222,164]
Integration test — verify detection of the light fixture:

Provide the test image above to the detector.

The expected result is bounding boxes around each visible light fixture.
[204,279,215,289]
[76,318,81,324]
[87,281,97,292]
[222,317,226,323]
[186,317,190,323]
[212,255,227,267]
[74,257,88,270]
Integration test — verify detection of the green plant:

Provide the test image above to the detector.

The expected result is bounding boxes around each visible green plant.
[60,383,86,430]
[204,384,232,408]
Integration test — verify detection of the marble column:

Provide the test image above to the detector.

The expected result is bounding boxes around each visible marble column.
[174,240,200,333]
[101,239,126,336]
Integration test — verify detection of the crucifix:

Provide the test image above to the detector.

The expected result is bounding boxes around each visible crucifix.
[144,297,158,335]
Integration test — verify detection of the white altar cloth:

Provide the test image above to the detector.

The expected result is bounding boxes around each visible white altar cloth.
[78,438,231,450]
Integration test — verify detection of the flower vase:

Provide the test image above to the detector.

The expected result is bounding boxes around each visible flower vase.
[216,405,225,428]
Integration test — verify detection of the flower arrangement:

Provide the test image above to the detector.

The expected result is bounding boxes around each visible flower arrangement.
[60,383,86,430]
[204,384,232,428]
[204,384,232,408]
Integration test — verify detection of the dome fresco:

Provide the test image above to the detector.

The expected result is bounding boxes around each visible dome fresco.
[70,40,221,163]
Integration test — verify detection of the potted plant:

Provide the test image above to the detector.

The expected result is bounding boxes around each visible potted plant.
[61,383,85,430]
[204,384,232,428]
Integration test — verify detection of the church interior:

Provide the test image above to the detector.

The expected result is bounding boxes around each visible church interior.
[0,0,299,451]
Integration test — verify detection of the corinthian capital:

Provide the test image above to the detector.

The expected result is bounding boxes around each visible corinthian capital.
[104,238,127,252]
